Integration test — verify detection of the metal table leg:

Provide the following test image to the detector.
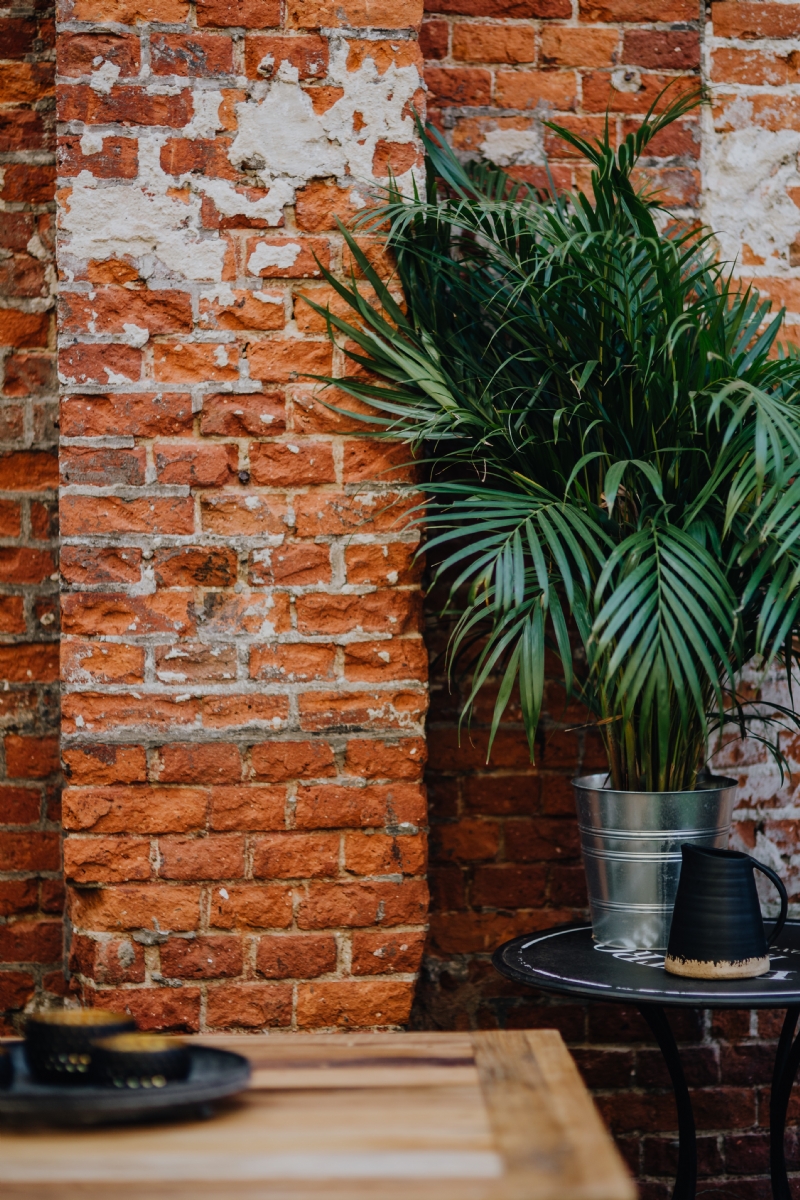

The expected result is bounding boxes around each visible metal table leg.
[770,1005,800,1200]
[638,1004,697,1200]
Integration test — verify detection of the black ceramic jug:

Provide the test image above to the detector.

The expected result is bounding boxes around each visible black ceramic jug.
[664,844,788,979]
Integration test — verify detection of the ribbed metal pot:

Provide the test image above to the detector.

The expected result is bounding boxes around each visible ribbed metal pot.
[573,773,738,950]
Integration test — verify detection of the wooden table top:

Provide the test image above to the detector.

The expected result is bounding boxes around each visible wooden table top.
[2,1030,636,1200]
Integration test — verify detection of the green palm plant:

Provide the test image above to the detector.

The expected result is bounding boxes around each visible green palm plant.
[307,89,800,793]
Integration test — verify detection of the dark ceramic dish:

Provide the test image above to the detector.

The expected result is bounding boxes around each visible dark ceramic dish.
[0,1042,250,1126]
[24,1010,136,1085]
[90,1033,190,1089]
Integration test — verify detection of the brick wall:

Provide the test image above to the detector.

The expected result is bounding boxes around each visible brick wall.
[0,0,64,1034]
[56,0,430,1032]
[413,2,800,1197]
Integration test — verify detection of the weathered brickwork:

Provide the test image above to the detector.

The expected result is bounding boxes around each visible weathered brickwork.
[0,0,64,1034]
[56,0,429,1032]
[421,0,702,211]
[705,3,800,338]
[414,3,800,1196]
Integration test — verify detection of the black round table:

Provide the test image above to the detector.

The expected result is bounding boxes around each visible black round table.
[493,920,800,1200]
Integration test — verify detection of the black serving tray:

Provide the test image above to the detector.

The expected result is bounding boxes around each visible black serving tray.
[0,1042,250,1126]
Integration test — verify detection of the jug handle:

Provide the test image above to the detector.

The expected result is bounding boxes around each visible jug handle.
[750,859,789,948]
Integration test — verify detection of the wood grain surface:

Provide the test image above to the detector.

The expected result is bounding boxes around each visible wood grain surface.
[0,1031,636,1200]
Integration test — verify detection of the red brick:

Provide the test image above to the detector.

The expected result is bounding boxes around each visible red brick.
[58,85,193,128]
[62,744,147,785]
[541,26,618,67]
[433,819,500,863]
[0,164,55,206]
[294,489,416,537]
[256,933,336,978]
[0,786,41,825]
[59,343,142,386]
[206,983,292,1028]
[0,449,58,491]
[711,2,800,38]
[344,738,426,780]
[424,67,491,106]
[155,743,243,785]
[63,786,207,834]
[295,782,426,830]
[297,879,428,929]
[60,495,194,537]
[61,392,192,438]
[372,141,419,177]
[454,23,536,63]
[200,391,285,436]
[196,0,281,26]
[60,444,145,488]
[0,501,22,538]
[296,979,414,1027]
[249,542,330,587]
[88,987,201,1033]
[253,832,339,879]
[153,342,238,384]
[0,309,50,348]
[58,135,138,179]
[0,547,56,584]
[351,930,426,975]
[160,934,243,979]
[250,739,336,782]
[154,441,238,487]
[344,832,427,876]
[70,885,201,933]
[0,831,60,873]
[496,70,577,110]
[344,639,428,683]
[199,290,285,332]
[64,836,151,883]
[209,785,286,831]
[62,640,145,685]
[200,493,286,536]
[0,972,36,1011]
[160,137,238,180]
[153,546,237,588]
[0,597,25,634]
[209,884,293,929]
[299,687,427,731]
[151,32,233,76]
[158,835,245,880]
[62,592,193,637]
[4,735,60,779]
[202,693,290,729]
[246,339,332,383]
[69,935,145,985]
[249,643,336,683]
[623,29,700,70]
[471,864,548,908]
[249,440,335,486]
[420,19,448,59]
[244,34,328,80]
[0,919,62,963]
[0,881,38,918]
[59,289,192,337]
[57,32,141,76]
[245,236,330,278]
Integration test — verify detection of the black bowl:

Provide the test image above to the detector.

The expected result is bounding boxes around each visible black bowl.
[24,1009,136,1086]
[0,1046,13,1089]
[90,1033,190,1089]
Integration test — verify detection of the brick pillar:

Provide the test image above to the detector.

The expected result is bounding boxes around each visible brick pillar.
[0,0,64,1032]
[57,0,429,1031]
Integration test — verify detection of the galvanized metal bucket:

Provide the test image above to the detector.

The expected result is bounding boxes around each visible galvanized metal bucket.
[573,773,738,950]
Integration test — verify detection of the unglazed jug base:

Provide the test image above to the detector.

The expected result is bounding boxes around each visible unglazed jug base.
[664,953,770,979]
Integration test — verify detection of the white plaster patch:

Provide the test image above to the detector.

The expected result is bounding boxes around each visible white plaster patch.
[89,60,120,95]
[122,322,149,348]
[248,241,301,274]
[196,177,293,225]
[80,130,105,156]
[479,126,544,168]
[253,290,283,304]
[62,175,228,281]
[228,43,421,200]
[702,121,800,272]
[183,89,223,140]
